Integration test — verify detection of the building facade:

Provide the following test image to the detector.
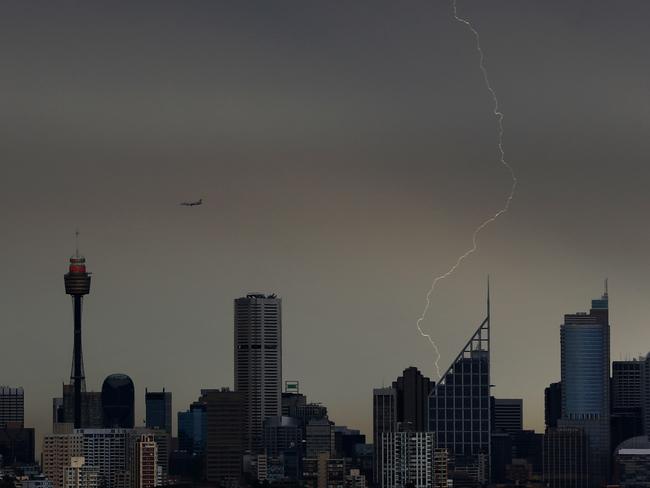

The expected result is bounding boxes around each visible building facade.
[559,290,610,487]
[0,387,24,429]
[234,293,282,453]
[492,398,523,434]
[543,427,589,488]
[145,389,172,434]
[63,457,99,488]
[380,427,436,488]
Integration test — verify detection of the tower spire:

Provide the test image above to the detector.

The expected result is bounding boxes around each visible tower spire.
[604,278,609,299]
[487,275,491,319]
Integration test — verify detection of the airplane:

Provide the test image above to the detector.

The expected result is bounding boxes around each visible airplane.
[180,198,203,206]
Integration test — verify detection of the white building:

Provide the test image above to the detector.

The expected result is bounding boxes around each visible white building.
[234,293,282,453]
[380,428,435,488]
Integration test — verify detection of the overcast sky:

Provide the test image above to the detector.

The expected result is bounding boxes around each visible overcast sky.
[2,1,650,446]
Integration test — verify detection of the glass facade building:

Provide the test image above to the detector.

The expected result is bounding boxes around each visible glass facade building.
[559,290,610,488]
[428,301,490,483]
[145,389,172,434]
[101,374,134,429]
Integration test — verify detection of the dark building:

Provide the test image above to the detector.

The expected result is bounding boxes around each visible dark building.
[392,367,432,432]
[543,427,589,488]
[62,385,103,428]
[611,360,644,451]
[63,244,92,429]
[613,436,650,487]
[178,401,207,455]
[0,422,35,466]
[428,287,491,484]
[204,388,245,487]
[492,398,523,434]
[146,389,172,434]
[511,430,543,476]
[544,382,562,429]
[559,288,611,488]
[0,387,24,429]
[333,426,365,459]
[263,416,303,458]
[101,374,134,429]
[490,432,512,483]
[281,392,306,418]
[372,387,396,485]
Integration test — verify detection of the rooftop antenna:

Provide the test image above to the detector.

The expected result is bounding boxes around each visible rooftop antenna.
[604,278,609,299]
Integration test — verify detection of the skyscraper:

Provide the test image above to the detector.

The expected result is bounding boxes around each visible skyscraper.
[611,360,643,451]
[428,286,491,484]
[63,242,92,429]
[558,287,610,487]
[178,401,207,455]
[204,388,245,486]
[234,293,282,453]
[101,375,135,429]
[130,434,158,488]
[145,389,172,434]
[0,387,24,429]
[393,367,432,432]
[373,387,396,484]
[544,382,562,429]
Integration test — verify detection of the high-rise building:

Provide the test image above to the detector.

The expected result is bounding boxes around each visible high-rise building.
[62,386,103,429]
[101,375,134,429]
[611,360,643,453]
[145,389,172,434]
[306,417,334,458]
[63,457,99,488]
[178,401,206,455]
[263,416,303,458]
[543,427,589,488]
[234,293,282,453]
[372,387,396,485]
[492,398,523,434]
[0,387,24,429]
[63,243,92,429]
[428,287,491,484]
[544,382,562,429]
[130,434,157,488]
[0,422,35,465]
[380,425,436,488]
[42,433,84,488]
[77,429,129,488]
[559,288,610,487]
[392,367,432,432]
[204,388,245,487]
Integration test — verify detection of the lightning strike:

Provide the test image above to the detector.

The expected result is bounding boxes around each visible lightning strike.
[416,1,518,380]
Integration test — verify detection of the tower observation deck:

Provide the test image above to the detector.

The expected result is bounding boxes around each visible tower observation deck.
[64,242,91,429]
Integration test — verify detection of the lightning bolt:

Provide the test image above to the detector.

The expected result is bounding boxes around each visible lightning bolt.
[416,0,517,380]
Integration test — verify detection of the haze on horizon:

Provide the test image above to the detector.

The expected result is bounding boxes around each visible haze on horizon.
[2,0,650,446]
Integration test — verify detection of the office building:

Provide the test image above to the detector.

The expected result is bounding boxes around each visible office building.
[611,360,643,452]
[380,425,436,488]
[393,367,432,432]
[234,293,282,453]
[62,386,103,429]
[204,388,245,487]
[492,398,523,434]
[101,375,134,429]
[333,426,365,459]
[0,387,24,429]
[559,288,610,487]
[373,387,396,484]
[306,417,334,458]
[145,389,172,434]
[63,245,92,429]
[544,382,562,429]
[428,288,491,483]
[178,401,206,455]
[63,457,99,488]
[543,427,589,488]
[263,416,303,458]
[0,422,35,465]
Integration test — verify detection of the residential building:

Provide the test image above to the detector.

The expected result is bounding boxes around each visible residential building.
[380,425,435,488]
[63,457,99,488]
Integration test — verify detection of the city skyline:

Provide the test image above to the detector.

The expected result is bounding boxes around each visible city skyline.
[3,0,650,465]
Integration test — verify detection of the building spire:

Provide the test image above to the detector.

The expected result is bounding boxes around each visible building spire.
[604,277,609,299]
[487,275,491,319]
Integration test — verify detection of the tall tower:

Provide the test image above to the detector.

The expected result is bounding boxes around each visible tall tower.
[64,235,91,429]
[558,285,610,487]
[234,293,282,453]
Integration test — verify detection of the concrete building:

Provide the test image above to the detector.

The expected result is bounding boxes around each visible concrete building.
[63,457,99,488]
[0,387,24,429]
[130,434,157,488]
[77,429,129,488]
[380,426,436,488]
[234,293,282,453]
[42,433,83,488]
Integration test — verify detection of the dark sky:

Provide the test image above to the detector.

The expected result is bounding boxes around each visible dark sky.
[2,1,650,445]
